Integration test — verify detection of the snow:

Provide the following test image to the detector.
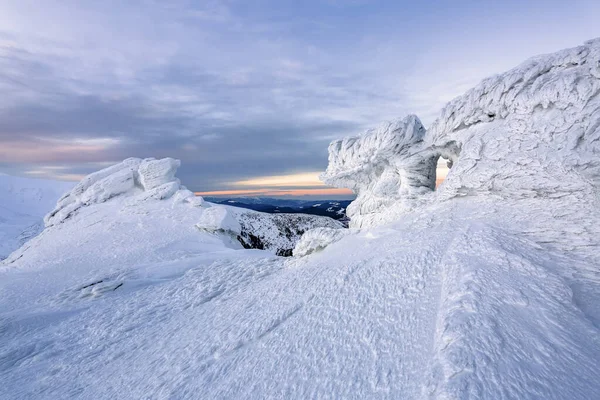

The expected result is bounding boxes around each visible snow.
[0,175,72,260]
[196,206,242,235]
[322,38,600,228]
[293,227,350,257]
[1,38,600,399]
[321,115,435,228]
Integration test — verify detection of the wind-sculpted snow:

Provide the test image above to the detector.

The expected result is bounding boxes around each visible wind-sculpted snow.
[44,157,190,226]
[321,115,437,228]
[324,38,600,228]
[431,37,600,201]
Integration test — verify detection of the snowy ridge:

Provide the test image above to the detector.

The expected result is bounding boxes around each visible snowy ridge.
[425,223,600,399]
[3,158,342,267]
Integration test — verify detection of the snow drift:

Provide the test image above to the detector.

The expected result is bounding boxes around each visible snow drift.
[293,227,350,257]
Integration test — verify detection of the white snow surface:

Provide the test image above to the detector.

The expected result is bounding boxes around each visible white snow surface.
[0,174,73,260]
[44,157,187,227]
[1,39,600,399]
[293,227,351,257]
[196,206,242,235]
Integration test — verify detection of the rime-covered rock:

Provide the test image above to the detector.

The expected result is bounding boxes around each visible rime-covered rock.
[430,38,600,200]
[44,157,198,226]
[321,115,437,227]
[323,38,600,227]
[138,158,181,191]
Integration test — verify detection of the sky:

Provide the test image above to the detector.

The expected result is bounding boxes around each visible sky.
[0,0,599,198]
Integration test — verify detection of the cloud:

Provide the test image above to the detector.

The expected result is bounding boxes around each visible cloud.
[1,0,599,194]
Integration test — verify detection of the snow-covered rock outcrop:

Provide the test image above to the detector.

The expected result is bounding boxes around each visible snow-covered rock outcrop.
[324,38,600,228]
[321,115,437,227]
[44,157,204,226]
[430,38,600,200]
[196,206,345,256]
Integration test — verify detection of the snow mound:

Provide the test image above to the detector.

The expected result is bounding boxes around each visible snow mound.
[196,206,242,236]
[293,227,350,257]
[44,158,199,226]
[323,38,600,227]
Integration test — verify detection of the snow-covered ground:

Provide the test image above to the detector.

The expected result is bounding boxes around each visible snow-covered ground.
[0,174,72,260]
[1,39,600,399]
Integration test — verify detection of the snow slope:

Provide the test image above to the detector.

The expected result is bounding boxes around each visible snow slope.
[1,39,600,399]
[0,174,72,260]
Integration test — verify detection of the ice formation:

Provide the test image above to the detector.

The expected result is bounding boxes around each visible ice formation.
[293,227,350,257]
[324,38,600,227]
[430,37,600,199]
[44,157,204,226]
[321,115,437,227]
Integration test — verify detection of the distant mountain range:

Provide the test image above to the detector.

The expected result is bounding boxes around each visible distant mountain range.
[205,197,351,221]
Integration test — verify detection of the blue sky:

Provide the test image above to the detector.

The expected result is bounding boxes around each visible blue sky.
[0,0,599,197]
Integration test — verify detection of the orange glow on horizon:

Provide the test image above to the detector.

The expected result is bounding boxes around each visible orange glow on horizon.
[199,165,450,197]
[195,188,354,197]
[232,172,325,188]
